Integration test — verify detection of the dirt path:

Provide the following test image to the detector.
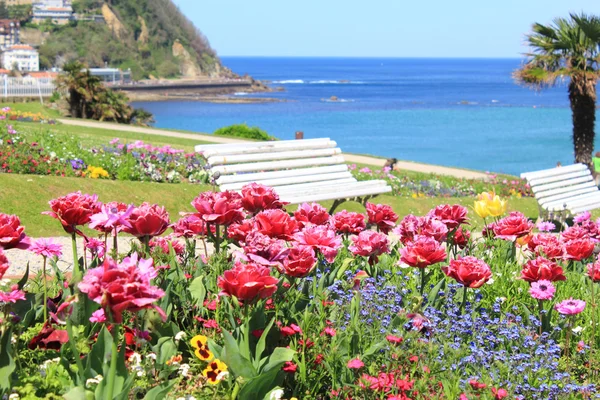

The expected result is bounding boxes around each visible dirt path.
[58,119,490,180]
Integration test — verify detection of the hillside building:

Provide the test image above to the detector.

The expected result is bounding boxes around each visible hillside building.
[5,0,33,5]
[0,20,19,50]
[32,0,73,25]
[89,68,132,85]
[1,44,39,72]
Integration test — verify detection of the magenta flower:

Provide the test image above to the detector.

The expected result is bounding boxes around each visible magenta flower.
[78,253,165,323]
[85,238,106,259]
[29,238,63,258]
[536,221,556,232]
[89,202,134,233]
[348,230,390,265]
[0,285,26,303]
[89,309,107,323]
[347,357,364,369]
[574,211,591,224]
[529,280,556,300]
[294,225,342,263]
[555,298,586,315]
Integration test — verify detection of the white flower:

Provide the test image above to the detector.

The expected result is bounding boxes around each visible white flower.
[175,331,187,341]
[572,326,583,334]
[86,378,100,388]
[146,353,157,361]
[128,352,142,366]
[178,363,191,378]
[216,371,229,381]
[269,388,284,400]
[9,394,19,400]
[486,278,495,285]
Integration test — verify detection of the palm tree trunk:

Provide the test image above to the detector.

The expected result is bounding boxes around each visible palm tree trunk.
[569,75,597,173]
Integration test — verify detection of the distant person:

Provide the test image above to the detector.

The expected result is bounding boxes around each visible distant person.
[593,152,600,173]
[556,161,562,168]
[384,158,398,171]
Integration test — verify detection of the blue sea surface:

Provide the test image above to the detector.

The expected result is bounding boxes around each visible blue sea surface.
[133,57,594,176]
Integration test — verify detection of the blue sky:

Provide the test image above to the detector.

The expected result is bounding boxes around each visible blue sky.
[173,0,598,58]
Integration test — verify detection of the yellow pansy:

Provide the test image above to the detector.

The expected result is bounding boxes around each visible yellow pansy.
[190,334,213,361]
[202,359,228,385]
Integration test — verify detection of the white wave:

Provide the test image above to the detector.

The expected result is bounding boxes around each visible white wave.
[309,80,366,84]
[491,99,500,103]
[272,79,305,84]
[233,92,248,96]
[322,98,355,103]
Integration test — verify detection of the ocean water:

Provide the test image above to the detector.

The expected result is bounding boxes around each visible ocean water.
[133,57,595,176]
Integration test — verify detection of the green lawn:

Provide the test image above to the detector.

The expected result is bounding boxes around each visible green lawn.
[0,173,541,237]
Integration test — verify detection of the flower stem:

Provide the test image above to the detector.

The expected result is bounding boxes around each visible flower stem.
[420,268,426,297]
[565,316,573,369]
[537,299,543,335]
[42,256,48,321]
[106,324,120,400]
[460,286,468,313]
[71,232,80,283]
[113,227,119,255]
[591,280,597,377]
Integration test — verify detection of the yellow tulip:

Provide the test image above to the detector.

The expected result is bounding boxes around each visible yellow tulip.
[473,200,490,218]
[474,191,507,218]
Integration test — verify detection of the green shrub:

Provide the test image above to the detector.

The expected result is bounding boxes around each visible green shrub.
[213,123,276,141]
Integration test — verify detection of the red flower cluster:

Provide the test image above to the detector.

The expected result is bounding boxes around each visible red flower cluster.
[217,262,279,303]
[520,257,566,283]
[400,235,446,268]
[492,212,534,241]
[254,209,298,240]
[349,230,390,265]
[442,256,491,288]
[240,182,287,214]
[0,212,29,250]
[366,202,398,233]
[192,190,245,226]
[294,202,330,228]
[427,204,469,230]
[43,191,100,234]
[332,210,366,234]
[123,202,170,240]
[394,215,448,244]
[282,246,317,278]
[528,233,565,260]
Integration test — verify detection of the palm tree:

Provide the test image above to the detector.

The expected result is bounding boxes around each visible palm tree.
[515,13,600,171]
[55,61,103,119]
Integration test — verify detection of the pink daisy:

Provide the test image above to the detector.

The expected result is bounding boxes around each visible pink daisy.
[29,238,63,258]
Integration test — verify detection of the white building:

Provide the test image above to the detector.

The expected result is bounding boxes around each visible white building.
[1,45,39,72]
[32,0,73,25]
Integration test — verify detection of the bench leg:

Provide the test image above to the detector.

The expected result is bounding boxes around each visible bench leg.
[327,194,380,214]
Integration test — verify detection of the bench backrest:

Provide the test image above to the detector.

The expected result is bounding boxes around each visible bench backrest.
[520,163,597,206]
[195,138,355,191]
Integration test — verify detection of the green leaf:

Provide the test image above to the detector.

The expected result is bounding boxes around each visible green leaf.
[95,331,131,400]
[86,326,112,378]
[260,347,295,373]
[221,330,256,379]
[188,276,207,307]
[254,317,275,369]
[17,262,29,289]
[363,340,386,357]
[152,337,177,365]
[143,380,176,400]
[63,386,95,400]
[336,258,354,280]
[427,276,446,307]
[237,367,284,400]
[0,327,15,393]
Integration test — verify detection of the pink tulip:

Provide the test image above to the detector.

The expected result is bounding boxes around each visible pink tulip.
[294,225,342,263]
[349,230,390,265]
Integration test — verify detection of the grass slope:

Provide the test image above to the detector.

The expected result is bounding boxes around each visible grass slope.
[0,174,539,237]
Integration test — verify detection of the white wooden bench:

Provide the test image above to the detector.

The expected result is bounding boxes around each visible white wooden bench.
[520,163,600,221]
[195,138,392,212]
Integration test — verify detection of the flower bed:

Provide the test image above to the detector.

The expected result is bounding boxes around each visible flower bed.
[0,186,597,399]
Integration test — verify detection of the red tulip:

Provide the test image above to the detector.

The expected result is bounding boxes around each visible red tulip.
[564,238,595,261]
[217,262,279,303]
[427,204,469,230]
[123,202,170,240]
[282,245,317,278]
[0,249,9,279]
[520,256,566,283]
[243,232,290,269]
[227,219,255,242]
[171,214,208,238]
[561,225,592,242]
[0,213,29,250]
[294,202,330,228]
[452,226,470,249]
[587,261,600,282]
[28,321,69,351]
[254,209,298,240]
[240,183,287,214]
[575,220,600,242]
[43,191,100,234]
[192,191,245,226]
[149,235,185,256]
[527,233,565,260]
[492,212,534,241]
[294,225,342,263]
[366,202,398,233]
[78,254,165,323]
[349,230,390,264]
[394,215,448,244]
[442,256,491,288]
[332,210,366,234]
[400,235,447,268]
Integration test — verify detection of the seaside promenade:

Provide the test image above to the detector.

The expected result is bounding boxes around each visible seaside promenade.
[58,119,489,180]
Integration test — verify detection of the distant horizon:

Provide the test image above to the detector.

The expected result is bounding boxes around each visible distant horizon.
[220,55,526,60]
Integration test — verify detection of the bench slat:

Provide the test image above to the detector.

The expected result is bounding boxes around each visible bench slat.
[532,176,593,193]
[211,156,346,175]
[197,139,337,157]
[216,165,349,185]
[208,148,342,166]
[536,181,598,200]
[544,192,600,211]
[220,171,355,191]
[521,163,588,180]
[199,138,333,154]
[529,170,592,186]
[571,202,600,214]
[280,184,392,205]
[539,186,599,206]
